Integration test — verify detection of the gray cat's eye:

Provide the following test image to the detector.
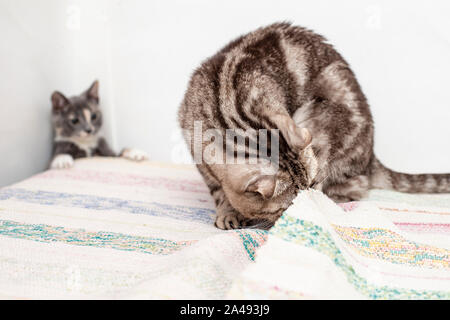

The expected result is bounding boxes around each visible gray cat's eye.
[71,118,79,125]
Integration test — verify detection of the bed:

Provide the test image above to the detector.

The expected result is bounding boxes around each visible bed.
[0,157,448,299]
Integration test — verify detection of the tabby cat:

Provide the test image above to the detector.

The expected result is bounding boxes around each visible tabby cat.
[50,80,148,168]
[178,23,450,230]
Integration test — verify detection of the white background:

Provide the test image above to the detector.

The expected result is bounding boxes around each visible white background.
[0,0,449,187]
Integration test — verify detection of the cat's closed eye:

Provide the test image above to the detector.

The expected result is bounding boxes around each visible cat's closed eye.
[244,191,262,199]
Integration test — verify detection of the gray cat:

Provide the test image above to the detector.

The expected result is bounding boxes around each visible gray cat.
[50,80,148,168]
[178,22,450,230]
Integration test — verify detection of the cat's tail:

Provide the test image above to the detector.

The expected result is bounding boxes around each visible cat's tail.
[369,156,450,194]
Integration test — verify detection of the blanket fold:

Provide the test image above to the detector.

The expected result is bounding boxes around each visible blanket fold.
[228,190,450,299]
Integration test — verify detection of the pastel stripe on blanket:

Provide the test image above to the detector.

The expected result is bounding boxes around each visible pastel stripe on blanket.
[0,188,215,224]
[36,169,210,194]
[333,225,449,269]
[394,222,450,235]
[0,218,267,262]
[0,219,196,255]
[234,230,268,261]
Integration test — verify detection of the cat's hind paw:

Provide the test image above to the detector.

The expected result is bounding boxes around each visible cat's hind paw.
[121,148,149,162]
[50,154,74,169]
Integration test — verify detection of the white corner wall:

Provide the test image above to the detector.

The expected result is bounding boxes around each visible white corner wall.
[0,0,116,186]
[1,0,449,187]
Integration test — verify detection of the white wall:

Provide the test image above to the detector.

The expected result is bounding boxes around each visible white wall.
[0,0,115,186]
[1,0,449,187]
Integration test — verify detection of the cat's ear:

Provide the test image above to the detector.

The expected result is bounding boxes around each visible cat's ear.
[226,164,277,199]
[51,91,69,113]
[86,80,99,103]
[272,114,311,151]
[245,175,276,199]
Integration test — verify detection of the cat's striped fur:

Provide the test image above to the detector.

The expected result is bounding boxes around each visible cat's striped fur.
[178,22,450,230]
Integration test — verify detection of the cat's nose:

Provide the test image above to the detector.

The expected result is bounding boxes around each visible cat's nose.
[85,128,92,134]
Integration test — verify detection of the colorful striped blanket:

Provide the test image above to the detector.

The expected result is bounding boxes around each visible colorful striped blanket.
[0,157,448,299]
[228,190,450,299]
[0,158,266,299]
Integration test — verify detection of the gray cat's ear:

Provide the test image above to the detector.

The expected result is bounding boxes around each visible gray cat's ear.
[87,80,99,103]
[245,175,276,199]
[51,91,69,113]
[272,114,311,151]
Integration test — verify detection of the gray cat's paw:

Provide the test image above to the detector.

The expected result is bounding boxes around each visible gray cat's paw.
[50,154,74,169]
[214,210,248,230]
[121,148,149,162]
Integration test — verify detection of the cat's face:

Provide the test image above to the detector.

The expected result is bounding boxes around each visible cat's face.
[222,163,298,222]
[51,80,102,138]
[221,145,318,222]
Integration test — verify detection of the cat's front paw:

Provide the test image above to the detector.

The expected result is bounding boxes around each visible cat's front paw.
[214,209,248,230]
[121,148,149,162]
[50,154,74,169]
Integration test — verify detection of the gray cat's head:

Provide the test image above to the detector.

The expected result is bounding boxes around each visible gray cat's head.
[51,80,102,138]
